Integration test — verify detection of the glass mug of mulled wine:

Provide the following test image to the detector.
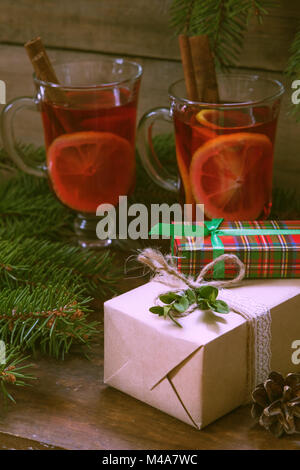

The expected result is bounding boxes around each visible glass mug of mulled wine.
[137,74,284,220]
[1,58,142,247]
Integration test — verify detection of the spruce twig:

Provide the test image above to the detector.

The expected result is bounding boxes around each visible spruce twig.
[184,0,196,34]
[0,146,122,364]
[0,345,35,404]
[0,237,120,297]
[0,285,97,358]
[0,173,73,240]
[170,0,275,68]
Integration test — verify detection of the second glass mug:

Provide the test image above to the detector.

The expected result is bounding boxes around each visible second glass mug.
[137,74,285,221]
[1,57,142,247]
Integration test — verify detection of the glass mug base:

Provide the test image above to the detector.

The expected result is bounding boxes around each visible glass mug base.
[74,213,112,249]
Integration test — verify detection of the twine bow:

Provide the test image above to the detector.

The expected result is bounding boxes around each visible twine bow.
[137,248,245,290]
[137,248,272,400]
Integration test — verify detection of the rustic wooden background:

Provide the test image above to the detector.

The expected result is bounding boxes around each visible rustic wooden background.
[0,0,299,192]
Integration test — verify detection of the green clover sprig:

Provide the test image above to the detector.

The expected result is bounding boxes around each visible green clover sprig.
[149,286,229,328]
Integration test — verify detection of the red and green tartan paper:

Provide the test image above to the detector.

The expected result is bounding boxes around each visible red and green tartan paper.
[173,220,300,279]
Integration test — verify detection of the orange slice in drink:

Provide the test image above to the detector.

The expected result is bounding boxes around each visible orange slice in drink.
[175,143,194,205]
[47,131,135,213]
[190,132,273,220]
[196,109,254,130]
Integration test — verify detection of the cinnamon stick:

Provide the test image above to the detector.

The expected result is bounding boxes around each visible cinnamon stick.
[188,35,209,102]
[179,33,219,103]
[24,37,56,79]
[194,36,219,103]
[178,34,198,101]
[24,37,65,103]
[24,37,73,133]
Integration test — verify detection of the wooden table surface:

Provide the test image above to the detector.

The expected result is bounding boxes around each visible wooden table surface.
[0,260,300,451]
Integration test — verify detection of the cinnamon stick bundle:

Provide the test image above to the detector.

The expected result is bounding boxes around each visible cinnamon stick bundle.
[179,34,219,103]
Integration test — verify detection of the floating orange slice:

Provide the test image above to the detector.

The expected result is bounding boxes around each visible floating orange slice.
[196,109,255,130]
[47,131,135,213]
[190,132,273,220]
[175,143,194,205]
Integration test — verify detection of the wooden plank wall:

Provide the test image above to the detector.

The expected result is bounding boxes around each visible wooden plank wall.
[0,0,299,192]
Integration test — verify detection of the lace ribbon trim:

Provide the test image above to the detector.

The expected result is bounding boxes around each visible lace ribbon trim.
[220,289,272,399]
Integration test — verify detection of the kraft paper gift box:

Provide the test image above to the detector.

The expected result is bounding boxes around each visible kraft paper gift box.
[104,279,300,429]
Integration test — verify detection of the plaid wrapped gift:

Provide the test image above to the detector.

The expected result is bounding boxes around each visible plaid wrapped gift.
[172,219,300,279]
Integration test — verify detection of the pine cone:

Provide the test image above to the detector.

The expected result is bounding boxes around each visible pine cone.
[251,371,300,437]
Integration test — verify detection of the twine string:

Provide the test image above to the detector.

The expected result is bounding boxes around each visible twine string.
[137,248,246,290]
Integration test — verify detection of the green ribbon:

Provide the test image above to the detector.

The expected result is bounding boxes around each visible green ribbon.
[150,219,300,279]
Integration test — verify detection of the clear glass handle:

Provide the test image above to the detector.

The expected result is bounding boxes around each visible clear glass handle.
[137,107,178,192]
[1,96,45,177]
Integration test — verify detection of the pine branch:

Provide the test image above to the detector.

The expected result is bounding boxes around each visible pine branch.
[0,285,98,358]
[0,237,120,297]
[185,0,197,33]
[0,146,122,361]
[0,345,35,404]
[0,172,73,240]
[170,0,276,68]
[170,0,196,35]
